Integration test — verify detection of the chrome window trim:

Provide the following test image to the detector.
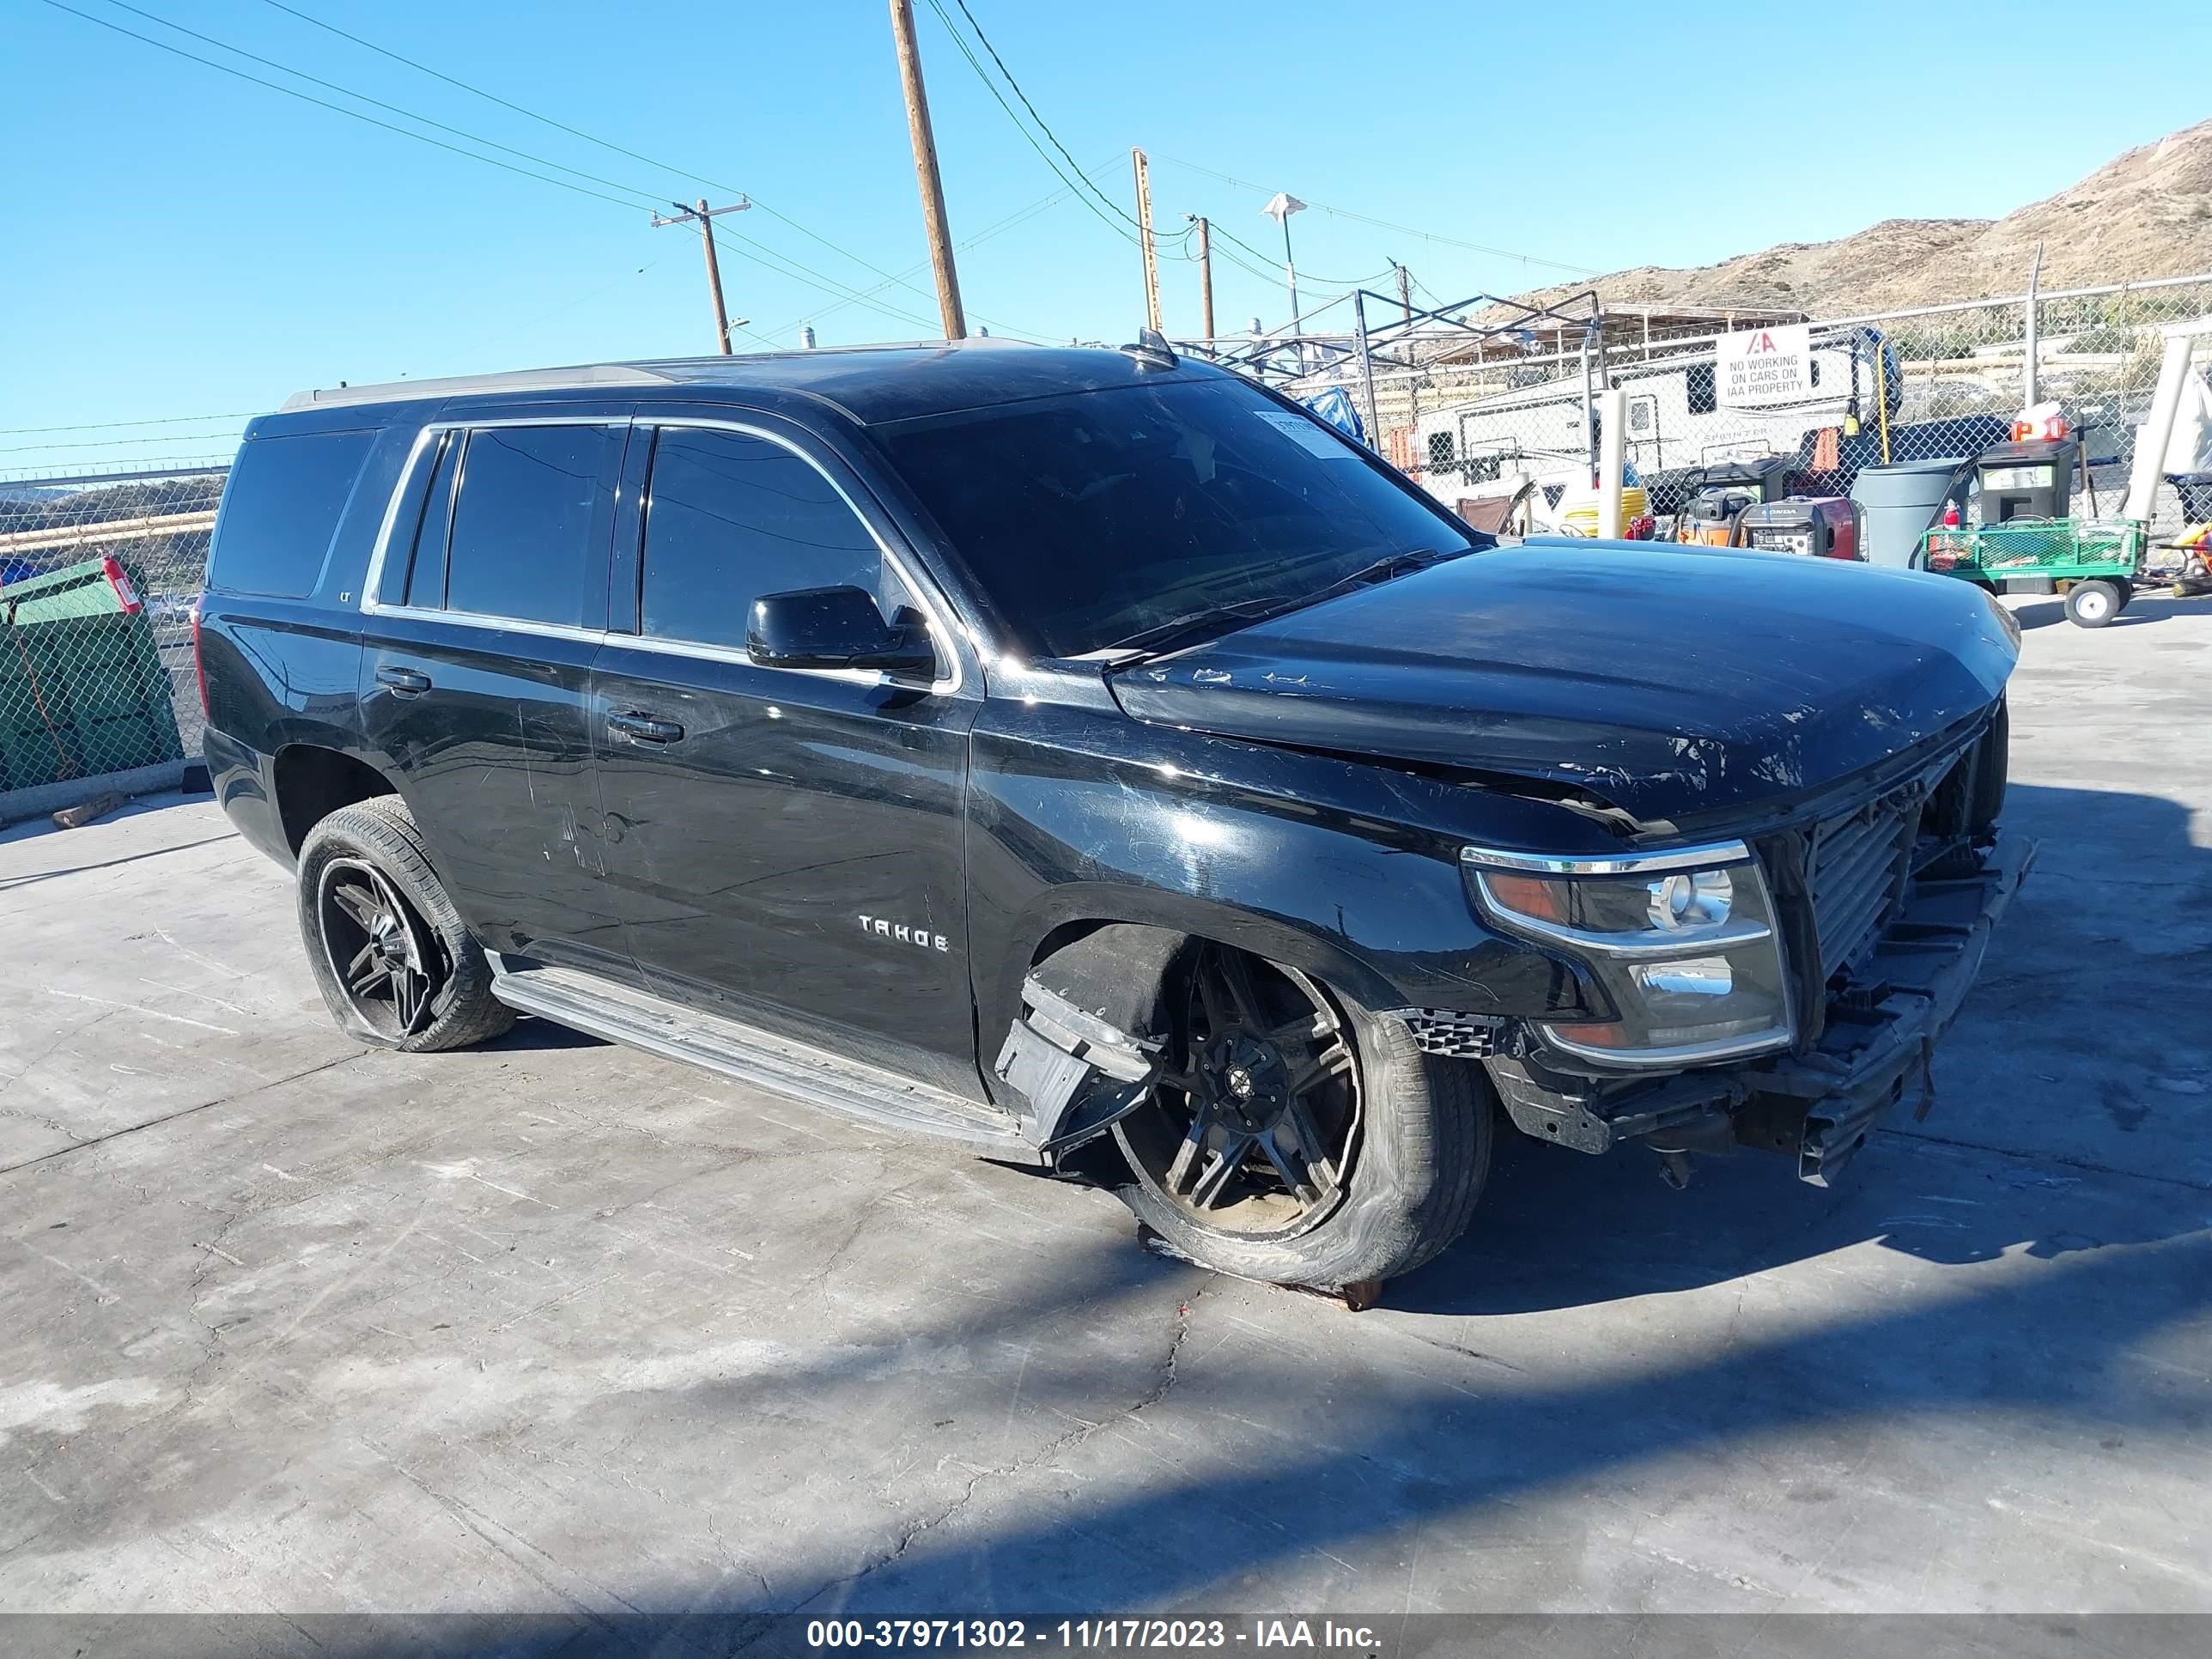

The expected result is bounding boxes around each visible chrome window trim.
[356,415,962,695]
[1459,838,1753,877]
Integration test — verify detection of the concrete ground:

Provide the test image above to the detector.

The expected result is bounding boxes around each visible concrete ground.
[3,590,2210,1633]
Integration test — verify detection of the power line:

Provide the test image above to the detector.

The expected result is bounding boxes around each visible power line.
[42,0,1043,341]
[753,155,1123,340]
[259,0,1016,324]
[1154,153,1599,277]
[0,412,258,436]
[257,0,737,193]
[1202,217,1395,289]
[919,0,1137,246]
[36,0,653,211]
[98,0,674,207]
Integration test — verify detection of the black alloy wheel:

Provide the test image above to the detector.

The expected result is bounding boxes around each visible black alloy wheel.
[314,856,444,1041]
[1118,943,1362,1237]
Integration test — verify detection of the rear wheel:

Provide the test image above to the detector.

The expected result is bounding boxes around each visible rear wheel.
[2065,579,2120,628]
[296,796,514,1052]
[1112,942,1490,1291]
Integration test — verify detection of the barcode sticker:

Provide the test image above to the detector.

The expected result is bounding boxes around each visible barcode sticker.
[1254,410,1352,459]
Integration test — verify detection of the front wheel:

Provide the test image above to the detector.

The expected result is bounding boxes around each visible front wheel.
[296,795,514,1052]
[2066,579,2121,628]
[1111,943,1491,1291]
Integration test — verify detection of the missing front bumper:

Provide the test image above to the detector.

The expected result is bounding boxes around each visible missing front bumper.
[1486,834,2036,1184]
[1742,832,2036,1184]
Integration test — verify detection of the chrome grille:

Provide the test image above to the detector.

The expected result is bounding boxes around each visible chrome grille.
[1807,799,1917,981]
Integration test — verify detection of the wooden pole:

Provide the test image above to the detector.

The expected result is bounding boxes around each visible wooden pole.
[1133,148,1162,333]
[1195,216,1214,343]
[653,199,750,353]
[889,0,966,340]
[695,200,733,355]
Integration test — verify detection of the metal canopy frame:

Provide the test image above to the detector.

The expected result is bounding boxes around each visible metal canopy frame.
[1179,288,1607,468]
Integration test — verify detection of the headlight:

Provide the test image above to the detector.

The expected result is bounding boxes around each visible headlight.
[1462,840,1794,1066]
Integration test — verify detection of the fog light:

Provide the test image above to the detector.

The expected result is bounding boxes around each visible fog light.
[1632,956,1733,998]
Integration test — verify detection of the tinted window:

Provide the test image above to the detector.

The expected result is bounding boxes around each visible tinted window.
[640,428,884,649]
[880,380,1474,657]
[445,425,622,627]
[1686,362,1717,416]
[211,429,374,598]
[403,431,461,608]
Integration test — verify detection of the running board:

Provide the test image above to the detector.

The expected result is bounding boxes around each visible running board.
[489,962,1034,1157]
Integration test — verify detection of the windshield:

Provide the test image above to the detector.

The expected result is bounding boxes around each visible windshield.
[877,379,1479,657]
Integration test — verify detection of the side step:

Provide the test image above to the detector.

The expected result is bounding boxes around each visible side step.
[489,963,1033,1157]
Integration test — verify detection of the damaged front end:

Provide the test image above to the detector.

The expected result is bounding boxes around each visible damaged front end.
[992,924,1180,1158]
[1486,834,2032,1185]
[1474,714,2035,1187]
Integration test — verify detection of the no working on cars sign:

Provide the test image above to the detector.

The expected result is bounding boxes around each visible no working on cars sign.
[1717,323,1814,409]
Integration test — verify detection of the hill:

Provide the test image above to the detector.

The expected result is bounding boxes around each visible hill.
[1514,117,2212,319]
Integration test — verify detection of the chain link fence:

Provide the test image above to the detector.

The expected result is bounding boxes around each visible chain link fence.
[0,464,225,805]
[1295,272,2212,550]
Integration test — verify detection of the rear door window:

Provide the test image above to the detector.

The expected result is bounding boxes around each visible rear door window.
[637,426,892,651]
[210,429,375,598]
[443,424,623,628]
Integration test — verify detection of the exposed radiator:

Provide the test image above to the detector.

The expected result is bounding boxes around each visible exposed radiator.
[1807,798,1918,981]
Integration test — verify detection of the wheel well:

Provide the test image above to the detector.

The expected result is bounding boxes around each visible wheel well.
[274,745,397,853]
[1025,922,1195,1038]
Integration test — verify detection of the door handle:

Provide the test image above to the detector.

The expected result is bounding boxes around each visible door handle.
[608,711,684,745]
[375,664,432,697]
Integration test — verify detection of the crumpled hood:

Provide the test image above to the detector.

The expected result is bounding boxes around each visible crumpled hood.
[1108,543,2017,822]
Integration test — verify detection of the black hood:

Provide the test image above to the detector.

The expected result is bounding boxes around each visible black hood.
[1108,543,2018,823]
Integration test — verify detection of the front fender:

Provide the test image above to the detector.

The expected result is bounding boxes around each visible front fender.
[966,704,1607,1054]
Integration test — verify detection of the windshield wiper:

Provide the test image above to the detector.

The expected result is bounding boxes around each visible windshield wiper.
[1104,546,1474,662]
[1303,545,1463,605]
[1105,599,1287,659]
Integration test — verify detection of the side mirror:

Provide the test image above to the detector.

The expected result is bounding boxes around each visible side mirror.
[746,585,938,680]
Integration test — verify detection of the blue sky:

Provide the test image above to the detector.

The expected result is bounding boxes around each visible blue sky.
[5,0,2209,473]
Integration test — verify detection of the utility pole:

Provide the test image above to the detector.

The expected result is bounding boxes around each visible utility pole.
[651,198,750,354]
[2022,240,2045,409]
[888,0,966,339]
[1133,149,1162,333]
[1261,191,1306,368]
[1189,216,1214,343]
[1394,260,1417,460]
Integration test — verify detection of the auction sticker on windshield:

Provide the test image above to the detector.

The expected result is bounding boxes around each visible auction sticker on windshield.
[1254,410,1354,458]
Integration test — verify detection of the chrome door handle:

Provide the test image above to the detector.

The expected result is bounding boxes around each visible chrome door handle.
[608,711,684,745]
[375,664,431,696]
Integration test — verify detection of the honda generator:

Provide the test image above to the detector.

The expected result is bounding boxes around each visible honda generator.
[1738,497,1864,561]
[1674,456,1794,545]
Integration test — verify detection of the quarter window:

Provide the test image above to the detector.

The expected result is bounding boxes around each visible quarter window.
[640,427,892,651]
[210,429,374,599]
[442,424,622,628]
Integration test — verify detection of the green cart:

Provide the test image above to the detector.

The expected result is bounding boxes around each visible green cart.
[1919,517,2147,628]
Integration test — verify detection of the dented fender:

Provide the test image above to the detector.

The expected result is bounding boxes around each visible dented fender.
[963,676,1618,1101]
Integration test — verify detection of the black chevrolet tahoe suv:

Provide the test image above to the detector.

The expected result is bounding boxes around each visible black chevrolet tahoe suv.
[198,341,2031,1294]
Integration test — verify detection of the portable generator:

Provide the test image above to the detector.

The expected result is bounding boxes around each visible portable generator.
[1737,497,1864,561]
[1674,456,1794,545]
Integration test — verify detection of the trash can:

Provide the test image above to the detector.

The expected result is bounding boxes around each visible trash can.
[1852,458,1965,569]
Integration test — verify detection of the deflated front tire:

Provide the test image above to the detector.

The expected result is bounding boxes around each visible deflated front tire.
[1110,945,1492,1291]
